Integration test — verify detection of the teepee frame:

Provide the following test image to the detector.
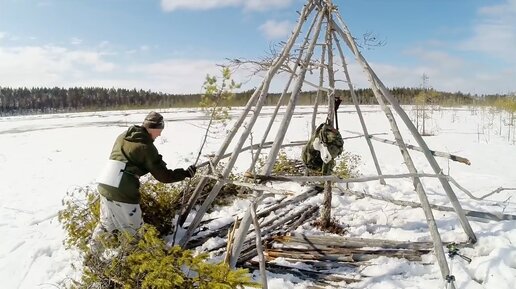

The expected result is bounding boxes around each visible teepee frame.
[177,1,477,287]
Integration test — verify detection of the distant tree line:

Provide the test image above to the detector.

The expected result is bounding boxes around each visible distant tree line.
[0,85,499,116]
[0,87,201,115]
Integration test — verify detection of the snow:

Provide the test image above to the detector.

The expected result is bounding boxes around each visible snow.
[1,105,515,289]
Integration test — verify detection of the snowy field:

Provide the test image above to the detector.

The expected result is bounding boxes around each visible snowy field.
[0,105,515,289]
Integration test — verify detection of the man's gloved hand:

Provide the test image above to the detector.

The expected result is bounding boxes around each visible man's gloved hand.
[186,164,197,178]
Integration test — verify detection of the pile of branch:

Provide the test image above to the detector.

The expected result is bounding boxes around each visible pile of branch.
[236,205,320,264]
[265,233,469,264]
[186,187,323,251]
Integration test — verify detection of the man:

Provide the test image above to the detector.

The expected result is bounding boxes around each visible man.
[92,111,196,241]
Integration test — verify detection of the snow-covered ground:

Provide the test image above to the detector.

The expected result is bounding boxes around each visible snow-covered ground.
[0,105,515,289]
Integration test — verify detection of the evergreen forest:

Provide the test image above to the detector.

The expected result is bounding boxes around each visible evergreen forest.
[0,85,511,116]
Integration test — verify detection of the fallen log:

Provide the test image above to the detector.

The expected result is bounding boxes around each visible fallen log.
[274,233,445,251]
[274,233,433,250]
[270,246,430,256]
[265,247,424,262]
[293,259,359,269]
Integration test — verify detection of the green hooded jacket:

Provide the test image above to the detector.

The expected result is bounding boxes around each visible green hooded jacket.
[98,125,189,204]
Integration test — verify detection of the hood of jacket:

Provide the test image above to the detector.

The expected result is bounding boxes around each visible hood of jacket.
[124,125,154,144]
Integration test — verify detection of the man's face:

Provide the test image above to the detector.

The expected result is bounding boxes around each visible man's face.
[148,128,163,140]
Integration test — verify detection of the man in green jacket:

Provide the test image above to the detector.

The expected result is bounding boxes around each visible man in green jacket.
[92,111,196,242]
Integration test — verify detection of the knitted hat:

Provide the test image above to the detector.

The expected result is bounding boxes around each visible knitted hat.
[142,111,165,129]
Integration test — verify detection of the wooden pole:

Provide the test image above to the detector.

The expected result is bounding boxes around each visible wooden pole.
[311,37,327,134]
[274,233,464,251]
[223,217,239,265]
[247,9,321,175]
[337,185,516,222]
[321,16,336,228]
[250,201,268,289]
[265,248,425,262]
[251,172,448,183]
[333,33,386,184]
[341,129,471,165]
[188,188,322,251]
[178,1,316,247]
[237,205,319,264]
[333,15,476,246]
[178,83,263,226]
[332,17,455,287]
[199,173,291,195]
[262,12,326,176]
[230,5,326,267]
[244,261,362,286]
[196,140,306,170]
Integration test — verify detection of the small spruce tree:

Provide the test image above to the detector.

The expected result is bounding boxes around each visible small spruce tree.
[58,182,258,288]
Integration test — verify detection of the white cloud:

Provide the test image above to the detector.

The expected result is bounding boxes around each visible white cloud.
[0,45,116,88]
[244,0,293,11]
[74,59,258,94]
[259,20,293,40]
[161,0,240,11]
[459,0,516,63]
[353,0,516,95]
[478,0,516,17]
[66,51,116,72]
[0,41,249,94]
[405,48,465,71]
[0,39,510,95]
[160,0,294,12]
[98,41,111,49]
[127,59,221,92]
[70,37,83,45]
[354,51,514,95]
[0,32,6,40]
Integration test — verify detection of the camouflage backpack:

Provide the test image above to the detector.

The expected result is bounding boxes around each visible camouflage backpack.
[302,123,344,172]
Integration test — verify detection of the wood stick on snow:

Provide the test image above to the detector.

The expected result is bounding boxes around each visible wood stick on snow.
[342,129,471,165]
[273,233,470,251]
[336,185,516,221]
[186,188,321,249]
[250,202,268,289]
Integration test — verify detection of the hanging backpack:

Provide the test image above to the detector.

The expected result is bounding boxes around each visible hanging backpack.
[302,123,344,172]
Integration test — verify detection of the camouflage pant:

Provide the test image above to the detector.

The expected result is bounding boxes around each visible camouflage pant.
[91,195,143,241]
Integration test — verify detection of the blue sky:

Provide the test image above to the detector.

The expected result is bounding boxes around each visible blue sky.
[0,0,515,95]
